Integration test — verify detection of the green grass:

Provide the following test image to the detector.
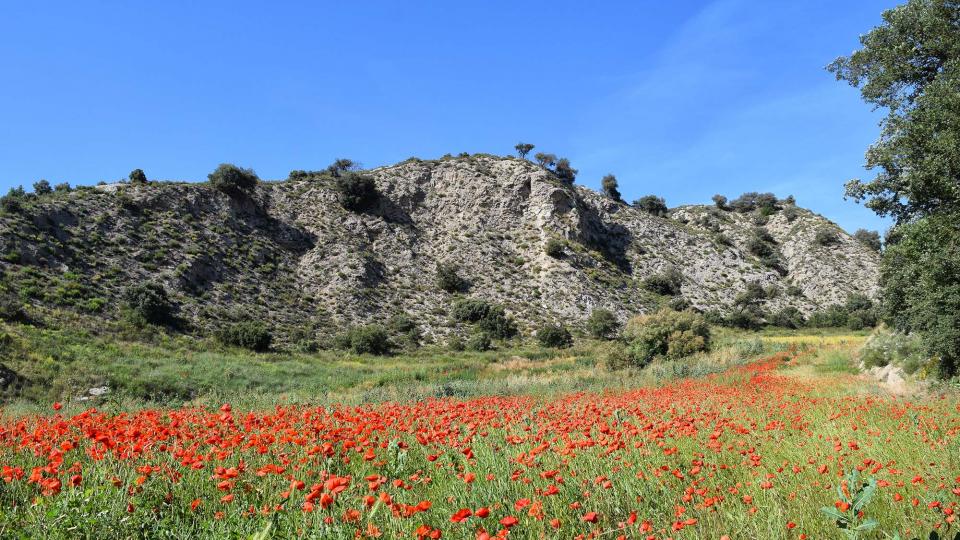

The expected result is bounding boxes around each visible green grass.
[0,322,813,414]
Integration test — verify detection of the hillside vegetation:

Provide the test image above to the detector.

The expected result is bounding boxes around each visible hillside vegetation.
[0,155,879,351]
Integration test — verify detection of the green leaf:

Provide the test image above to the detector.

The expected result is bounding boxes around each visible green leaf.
[854,518,879,532]
[821,506,847,522]
[852,479,877,513]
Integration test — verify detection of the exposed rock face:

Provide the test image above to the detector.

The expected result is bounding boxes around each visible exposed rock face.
[0,155,879,342]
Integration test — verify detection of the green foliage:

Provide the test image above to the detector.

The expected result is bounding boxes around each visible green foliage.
[208,164,259,195]
[466,331,492,352]
[1,186,26,213]
[514,142,534,160]
[53,182,71,193]
[544,238,565,258]
[724,282,768,329]
[807,294,878,330]
[451,298,494,323]
[387,314,420,349]
[536,323,573,348]
[746,227,786,274]
[586,308,620,340]
[121,283,174,327]
[334,173,378,211]
[711,194,727,209]
[860,328,928,374]
[621,309,710,367]
[553,158,577,184]
[215,321,273,352]
[819,469,879,539]
[633,195,668,216]
[533,152,557,169]
[814,227,840,246]
[435,262,467,293]
[601,174,621,201]
[829,0,960,223]
[881,211,960,378]
[338,324,393,356]
[853,229,882,251]
[32,179,52,195]
[129,169,147,184]
[642,267,683,296]
[451,298,517,340]
[729,192,778,213]
[326,158,356,177]
[769,306,805,329]
[832,1,960,379]
[667,297,691,312]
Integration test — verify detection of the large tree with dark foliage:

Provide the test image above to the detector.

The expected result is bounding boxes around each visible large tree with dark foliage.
[830,0,960,377]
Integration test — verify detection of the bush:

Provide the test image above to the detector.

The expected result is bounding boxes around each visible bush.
[814,227,840,246]
[537,323,573,348]
[451,298,494,323]
[215,321,272,351]
[634,195,668,217]
[712,194,727,209]
[769,306,804,329]
[553,158,577,184]
[129,169,147,185]
[853,229,882,251]
[451,298,516,339]
[642,267,683,296]
[32,180,52,195]
[121,283,174,327]
[54,182,71,193]
[335,173,378,211]
[729,192,778,213]
[208,164,258,195]
[622,309,710,367]
[436,263,467,293]
[466,332,492,352]
[388,314,420,348]
[881,212,960,378]
[476,306,517,339]
[544,238,565,258]
[668,297,691,311]
[338,325,393,355]
[861,329,928,374]
[586,309,620,340]
[601,174,621,201]
[447,335,465,352]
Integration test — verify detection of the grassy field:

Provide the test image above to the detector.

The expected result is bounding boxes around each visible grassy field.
[0,326,957,539]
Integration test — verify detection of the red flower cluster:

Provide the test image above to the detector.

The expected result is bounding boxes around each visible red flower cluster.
[0,351,957,538]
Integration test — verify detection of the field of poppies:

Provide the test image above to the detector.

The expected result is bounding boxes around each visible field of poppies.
[0,342,957,539]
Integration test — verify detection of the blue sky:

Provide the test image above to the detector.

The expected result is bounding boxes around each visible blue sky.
[0,1,896,233]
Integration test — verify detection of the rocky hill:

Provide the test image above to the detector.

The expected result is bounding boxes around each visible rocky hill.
[0,154,880,345]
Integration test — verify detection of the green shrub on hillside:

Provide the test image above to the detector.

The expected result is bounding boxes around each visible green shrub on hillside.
[642,267,682,296]
[544,238,565,258]
[208,164,258,195]
[466,332,492,352]
[621,309,710,367]
[121,283,174,327]
[335,173,378,211]
[814,227,840,246]
[129,169,147,185]
[537,323,573,348]
[335,325,393,355]
[215,321,272,351]
[585,308,620,340]
[450,298,517,339]
[436,263,467,293]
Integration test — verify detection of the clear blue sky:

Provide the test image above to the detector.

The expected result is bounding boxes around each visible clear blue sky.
[0,0,896,233]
